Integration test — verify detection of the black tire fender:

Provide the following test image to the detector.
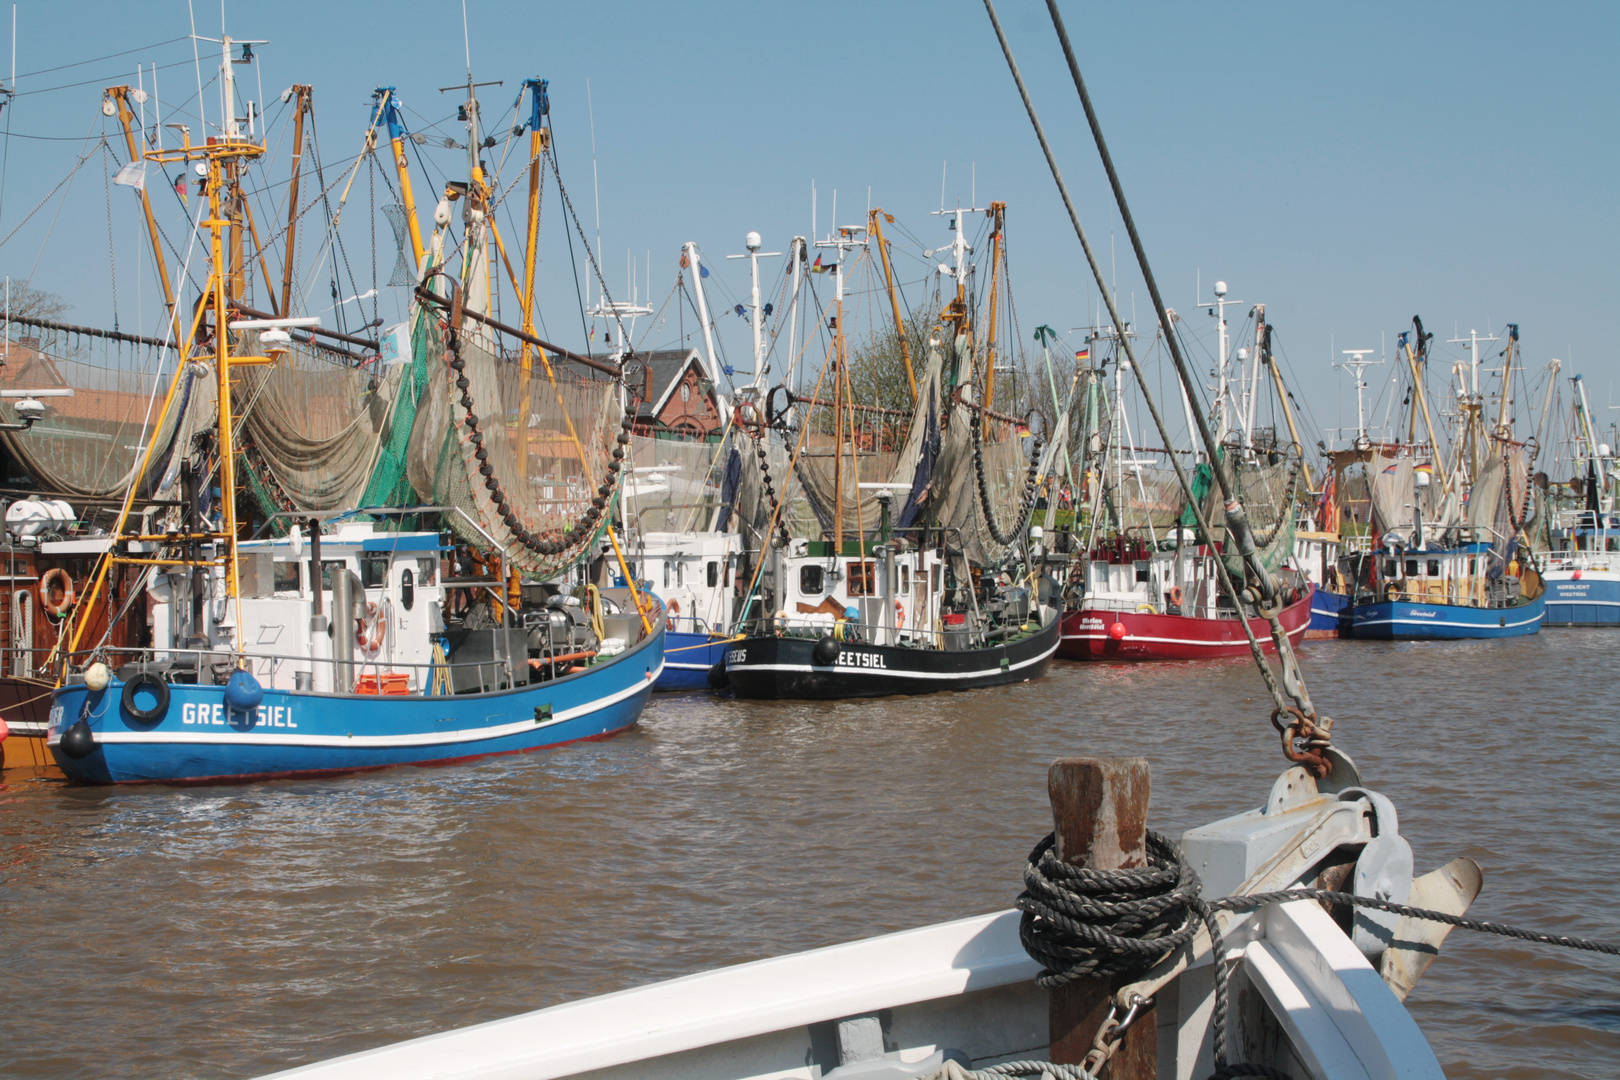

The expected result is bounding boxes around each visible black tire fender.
[121,672,170,723]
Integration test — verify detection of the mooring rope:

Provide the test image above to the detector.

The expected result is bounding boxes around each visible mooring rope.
[939,828,1620,1080]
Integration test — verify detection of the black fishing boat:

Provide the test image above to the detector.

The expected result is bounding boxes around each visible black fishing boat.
[723,603,1058,699]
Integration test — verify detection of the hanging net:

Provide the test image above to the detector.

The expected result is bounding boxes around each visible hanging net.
[404,235,624,574]
[0,331,203,500]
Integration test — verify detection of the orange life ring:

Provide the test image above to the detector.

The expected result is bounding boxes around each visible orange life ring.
[1167,585,1184,607]
[39,567,75,617]
[356,602,386,654]
[666,598,681,632]
[895,599,906,628]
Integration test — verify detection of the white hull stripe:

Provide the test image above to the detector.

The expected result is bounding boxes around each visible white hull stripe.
[1354,612,1543,630]
[1546,598,1620,607]
[5,721,49,736]
[51,661,663,750]
[1060,626,1306,648]
[735,640,1058,681]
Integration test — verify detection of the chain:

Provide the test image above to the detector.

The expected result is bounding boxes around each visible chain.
[968,383,1042,547]
[436,276,629,564]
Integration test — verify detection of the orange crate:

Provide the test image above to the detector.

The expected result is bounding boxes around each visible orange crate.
[354,672,412,695]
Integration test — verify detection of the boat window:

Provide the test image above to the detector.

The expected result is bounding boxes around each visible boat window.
[1427,559,1441,577]
[416,557,438,586]
[273,560,300,593]
[846,561,877,597]
[676,560,685,587]
[1134,560,1150,583]
[800,565,824,595]
[360,553,390,589]
[320,560,346,590]
[901,565,911,591]
[931,563,942,592]
[663,560,671,589]
[1382,558,1397,579]
[707,561,719,588]
[400,568,415,611]
[1469,558,1478,575]
[1404,559,1419,578]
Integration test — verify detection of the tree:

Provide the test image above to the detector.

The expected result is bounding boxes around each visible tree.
[2,279,69,323]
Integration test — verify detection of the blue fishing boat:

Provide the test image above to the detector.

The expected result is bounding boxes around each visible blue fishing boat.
[46,77,666,782]
[1348,542,1545,639]
[1544,554,1620,625]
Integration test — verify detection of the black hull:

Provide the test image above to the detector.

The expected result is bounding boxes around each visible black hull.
[723,618,1061,700]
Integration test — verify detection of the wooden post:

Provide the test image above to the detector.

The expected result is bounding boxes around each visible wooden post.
[1047,757,1155,1077]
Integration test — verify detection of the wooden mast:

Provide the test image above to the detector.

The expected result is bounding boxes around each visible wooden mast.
[278,85,312,318]
[982,201,1006,412]
[107,86,183,346]
[868,208,917,404]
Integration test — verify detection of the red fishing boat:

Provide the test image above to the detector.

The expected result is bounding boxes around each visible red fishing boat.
[1057,536,1314,661]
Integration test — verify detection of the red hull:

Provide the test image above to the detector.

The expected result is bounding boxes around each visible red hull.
[1057,585,1315,661]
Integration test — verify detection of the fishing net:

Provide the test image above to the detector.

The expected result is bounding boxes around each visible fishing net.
[789,346,946,544]
[0,332,204,500]
[623,432,725,534]
[405,236,621,575]
[233,329,408,519]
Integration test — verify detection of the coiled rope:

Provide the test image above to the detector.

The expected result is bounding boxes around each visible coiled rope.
[925,828,1620,1080]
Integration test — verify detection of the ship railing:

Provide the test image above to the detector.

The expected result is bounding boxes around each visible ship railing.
[56,643,611,698]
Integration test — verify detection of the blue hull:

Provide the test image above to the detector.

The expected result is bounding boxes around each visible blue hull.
[1349,595,1545,639]
[1307,588,1351,637]
[1544,575,1620,626]
[655,630,731,691]
[46,632,664,784]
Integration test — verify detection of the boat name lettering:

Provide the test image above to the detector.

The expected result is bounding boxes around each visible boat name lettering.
[726,649,747,665]
[180,702,298,728]
[837,651,886,669]
[47,704,63,735]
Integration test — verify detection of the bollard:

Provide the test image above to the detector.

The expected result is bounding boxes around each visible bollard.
[1047,756,1155,1077]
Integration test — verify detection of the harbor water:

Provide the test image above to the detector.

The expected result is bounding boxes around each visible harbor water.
[2,632,1616,1079]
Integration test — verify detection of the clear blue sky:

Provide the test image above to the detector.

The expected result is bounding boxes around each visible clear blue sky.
[2,1,1614,450]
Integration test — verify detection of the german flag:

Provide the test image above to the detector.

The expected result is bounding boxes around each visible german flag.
[1075,346,1091,362]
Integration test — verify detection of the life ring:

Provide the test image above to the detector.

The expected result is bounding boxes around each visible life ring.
[1167,585,1184,607]
[895,600,906,629]
[121,671,170,723]
[667,598,681,632]
[39,567,75,617]
[356,602,386,654]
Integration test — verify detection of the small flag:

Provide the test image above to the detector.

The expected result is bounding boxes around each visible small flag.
[173,173,188,205]
[1016,424,1031,438]
[1075,347,1091,362]
[1414,461,1434,475]
[1382,463,1399,475]
[112,161,146,190]
[589,326,596,340]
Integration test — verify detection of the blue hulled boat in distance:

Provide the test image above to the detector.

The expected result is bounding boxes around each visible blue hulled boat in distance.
[1349,542,1544,639]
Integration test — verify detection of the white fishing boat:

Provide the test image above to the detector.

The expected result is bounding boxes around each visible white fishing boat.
[257,752,1480,1080]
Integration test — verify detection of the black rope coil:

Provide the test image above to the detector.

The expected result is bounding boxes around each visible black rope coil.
[1017,830,1199,987]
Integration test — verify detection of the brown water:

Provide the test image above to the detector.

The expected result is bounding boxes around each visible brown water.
[2,632,1616,1079]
